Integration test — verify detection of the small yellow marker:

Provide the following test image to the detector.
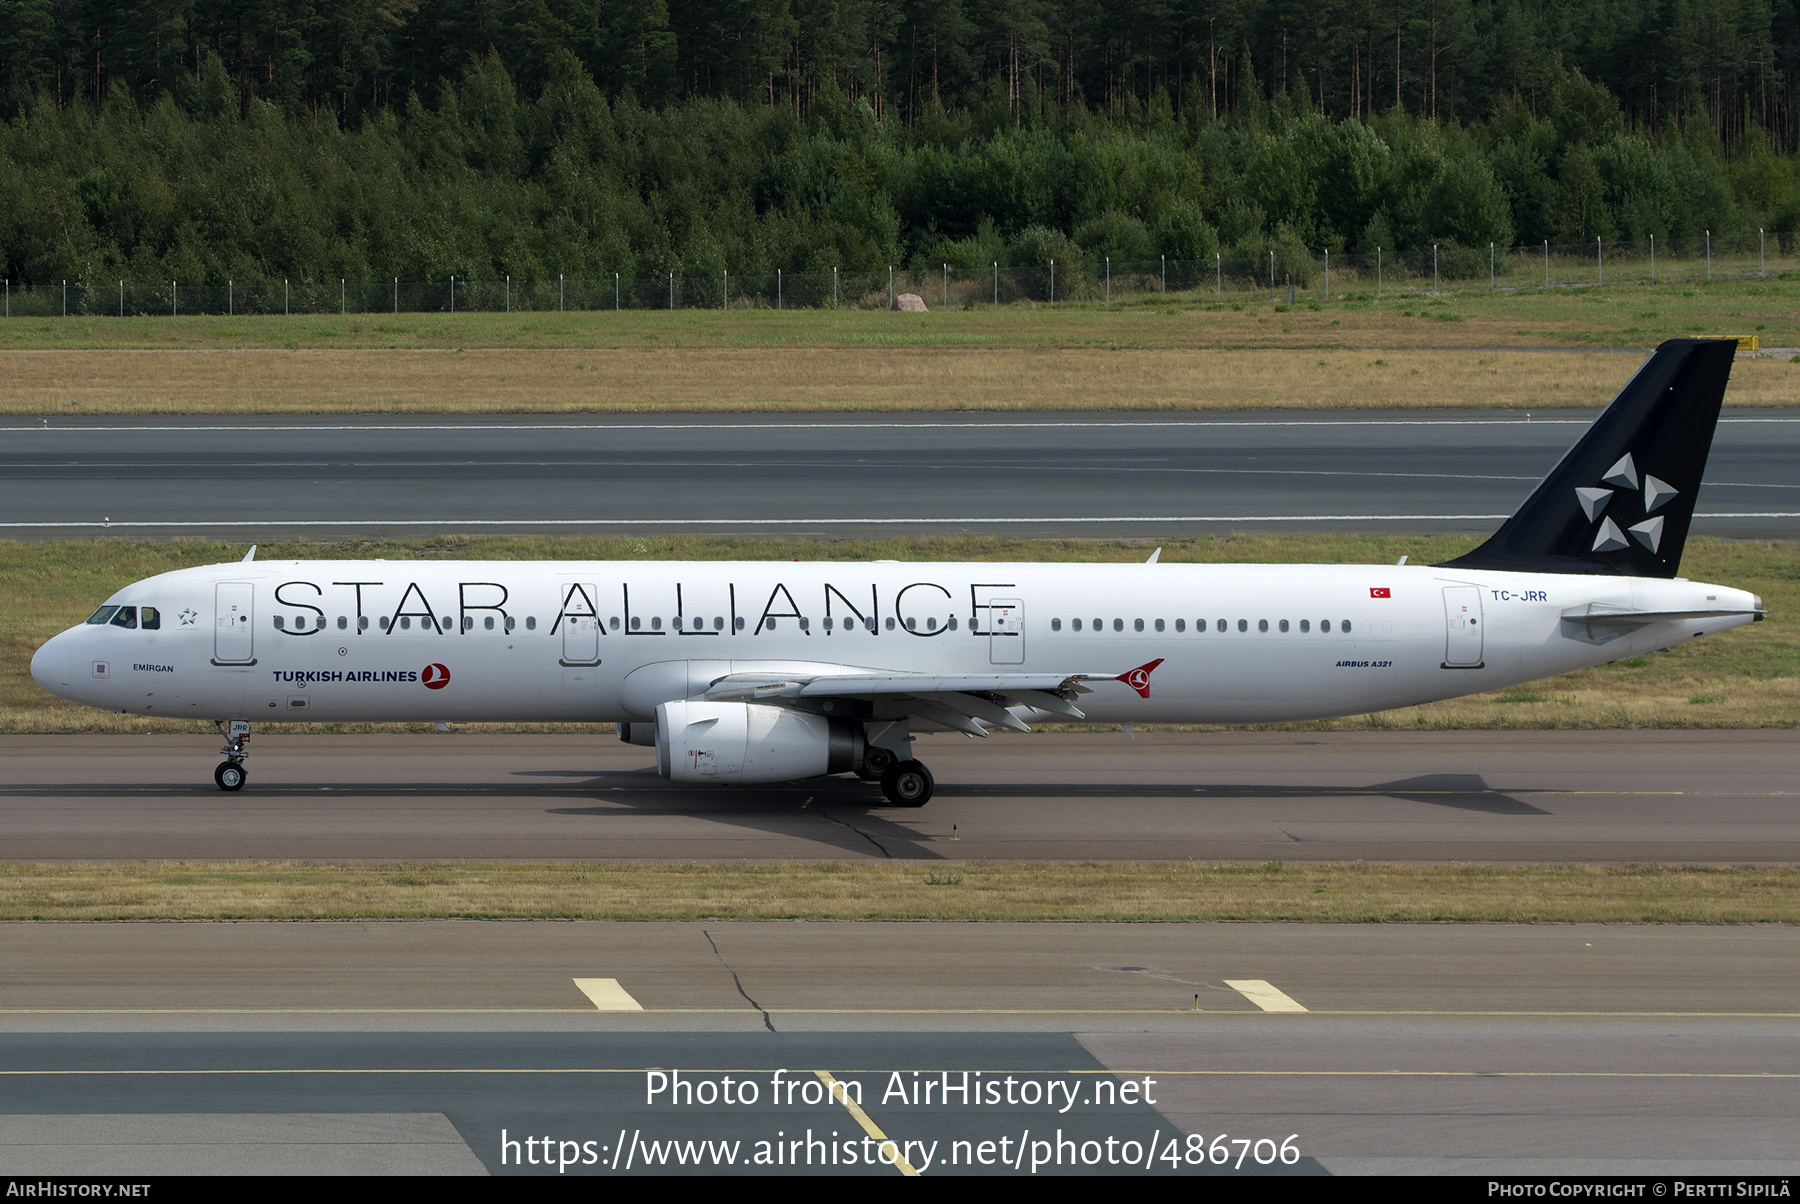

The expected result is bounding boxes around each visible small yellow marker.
[1224,979,1308,1013]
[572,978,644,1012]
[951,824,959,841]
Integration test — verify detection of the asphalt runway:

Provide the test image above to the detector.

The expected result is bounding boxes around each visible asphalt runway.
[0,921,1793,1175]
[2,729,1796,862]
[3,409,1798,539]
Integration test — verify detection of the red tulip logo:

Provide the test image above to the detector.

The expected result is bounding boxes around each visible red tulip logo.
[422,663,451,690]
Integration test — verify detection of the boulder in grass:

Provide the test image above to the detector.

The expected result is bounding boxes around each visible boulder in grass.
[891,293,928,312]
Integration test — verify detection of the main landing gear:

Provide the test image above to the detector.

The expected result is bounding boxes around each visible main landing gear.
[213,720,250,791]
[879,759,933,807]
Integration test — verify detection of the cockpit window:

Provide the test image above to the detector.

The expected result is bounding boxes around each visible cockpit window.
[108,606,138,629]
[86,606,120,625]
[140,607,160,630]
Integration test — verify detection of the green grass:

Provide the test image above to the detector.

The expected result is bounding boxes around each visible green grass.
[3,532,1794,733]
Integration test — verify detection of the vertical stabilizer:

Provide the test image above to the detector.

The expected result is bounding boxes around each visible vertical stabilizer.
[1438,339,1735,578]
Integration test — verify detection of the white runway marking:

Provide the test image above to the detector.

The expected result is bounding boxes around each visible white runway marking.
[6,513,1797,530]
[1224,980,1310,1013]
[572,978,643,1012]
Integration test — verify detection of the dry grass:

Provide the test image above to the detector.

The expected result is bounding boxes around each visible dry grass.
[0,860,1794,921]
[5,347,1745,414]
[3,533,1794,734]
[4,277,1799,413]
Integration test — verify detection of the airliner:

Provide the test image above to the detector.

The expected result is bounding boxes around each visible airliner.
[30,339,1762,805]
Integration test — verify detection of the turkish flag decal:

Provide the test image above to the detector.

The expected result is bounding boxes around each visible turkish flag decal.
[1369,587,1392,598]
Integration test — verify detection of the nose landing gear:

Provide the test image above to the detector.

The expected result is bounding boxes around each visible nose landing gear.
[213,720,250,791]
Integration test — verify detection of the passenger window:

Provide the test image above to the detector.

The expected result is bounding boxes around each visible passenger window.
[400,617,411,629]
[1175,619,1185,632]
[110,606,137,629]
[905,618,916,631]
[337,616,348,630]
[1321,620,1331,633]
[1342,618,1353,631]
[610,617,620,630]
[140,607,160,630]
[738,617,748,630]
[885,617,895,630]
[1279,620,1289,633]
[1052,618,1062,631]
[441,616,451,629]
[380,617,390,630]
[1091,618,1102,632]
[273,615,285,630]
[1258,620,1269,632]
[925,618,935,631]
[714,616,724,630]
[947,616,957,631]
[1071,618,1082,631]
[1154,619,1164,632]
[463,616,474,631]
[1216,619,1226,632]
[484,616,495,630]
[1133,619,1144,632]
[630,617,641,630]
[360,616,370,630]
[766,618,779,630]
[1300,619,1310,633]
[526,617,537,630]
[86,606,120,625]
[651,617,663,630]
[1237,619,1247,632]
[505,616,515,631]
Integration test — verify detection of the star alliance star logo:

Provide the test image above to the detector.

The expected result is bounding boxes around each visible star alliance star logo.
[177,608,198,626]
[1575,453,1678,554]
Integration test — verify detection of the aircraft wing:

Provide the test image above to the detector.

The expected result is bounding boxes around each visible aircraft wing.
[697,668,1141,735]
[697,660,1165,736]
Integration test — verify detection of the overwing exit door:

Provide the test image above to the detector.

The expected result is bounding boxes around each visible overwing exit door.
[559,582,601,666]
[988,599,1024,664]
[1442,586,1484,668]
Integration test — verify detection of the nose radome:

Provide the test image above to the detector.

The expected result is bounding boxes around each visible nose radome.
[30,633,71,698]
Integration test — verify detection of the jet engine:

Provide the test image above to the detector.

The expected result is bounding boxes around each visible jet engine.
[655,700,861,784]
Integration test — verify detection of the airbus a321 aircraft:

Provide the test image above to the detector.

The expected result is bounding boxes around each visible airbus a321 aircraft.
[31,339,1762,806]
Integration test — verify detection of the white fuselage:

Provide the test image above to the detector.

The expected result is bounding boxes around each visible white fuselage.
[30,559,1759,726]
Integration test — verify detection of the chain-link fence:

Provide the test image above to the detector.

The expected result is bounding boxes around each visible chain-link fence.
[5,234,1794,318]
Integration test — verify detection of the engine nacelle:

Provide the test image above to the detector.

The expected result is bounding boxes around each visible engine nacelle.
[655,700,860,784]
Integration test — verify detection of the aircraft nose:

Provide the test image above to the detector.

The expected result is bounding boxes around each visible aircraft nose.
[30,633,71,698]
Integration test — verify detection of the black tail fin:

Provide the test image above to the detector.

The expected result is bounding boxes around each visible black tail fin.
[1437,338,1736,578]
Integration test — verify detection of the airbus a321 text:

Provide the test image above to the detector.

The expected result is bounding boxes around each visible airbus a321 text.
[31,340,1762,805]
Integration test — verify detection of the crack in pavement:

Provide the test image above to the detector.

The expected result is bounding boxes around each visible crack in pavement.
[806,797,894,858]
[702,928,775,1033]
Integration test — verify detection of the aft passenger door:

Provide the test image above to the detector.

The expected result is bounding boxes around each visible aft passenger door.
[1442,586,1484,668]
[988,598,1024,664]
[213,582,255,665]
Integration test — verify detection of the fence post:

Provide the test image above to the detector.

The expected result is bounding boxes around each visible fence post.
[62,279,66,317]
[1049,260,1054,303]
[1597,237,1602,286]
[993,262,997,307]
[1324,248,1329,300]
[669,271,673,310]
[834,266,839,308]
[1377,248,1381,299]
[342,278,346,315]
[1650,235,1655,284]
[1490,243,1494,291]
[394,278,398,314]
[1106,257,1110,304]
[284,278,288,315]
[1543,240,1548,288]
[560,274,564,313]
[172,280,176,317]
[1706,230,1711,281]
[120,280,123,317]
[1269,250,1275,302]
[888,266,893,307]
[1216,252,1220,297]
[777,268,782,310]
[1433,244,1438,294]
[944,263,949,309]
[229,279,233,315]
[505,275,510,313]
[724,270,728,311]
[1162,255,1166,299]
[449,275,454,314]
[1760,228,1766,276]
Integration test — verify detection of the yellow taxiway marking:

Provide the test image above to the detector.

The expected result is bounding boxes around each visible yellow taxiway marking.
[1224,980,1308,1013]
[572,978,643,1012]
[1,1007,1799,1018]
[815,1071,918,1177]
